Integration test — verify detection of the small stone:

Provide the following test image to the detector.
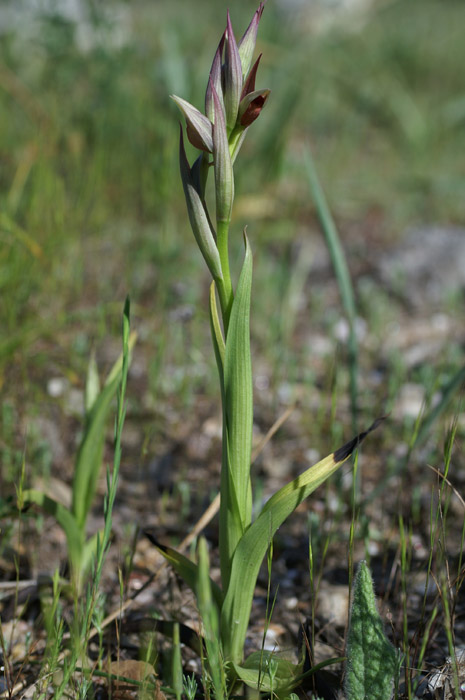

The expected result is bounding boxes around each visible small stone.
[47,377,69,398]
[394,383,425,420]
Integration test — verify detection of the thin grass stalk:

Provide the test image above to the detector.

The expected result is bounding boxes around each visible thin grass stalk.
[82,297,130,644]
[171,623,183,700]
[399,516,413,698]
[442,579,461,700]
[457,512,465,597]
[304,145,358,435]
[411,606,438,696]
[367,366,465,506]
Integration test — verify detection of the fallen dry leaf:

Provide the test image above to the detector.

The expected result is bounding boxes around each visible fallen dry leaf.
[105,659,160,700]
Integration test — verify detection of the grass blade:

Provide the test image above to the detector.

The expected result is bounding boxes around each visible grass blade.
[71,332,136,530]
[304,145,358,430]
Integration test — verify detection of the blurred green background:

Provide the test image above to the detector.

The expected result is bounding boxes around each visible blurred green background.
[1,0,464,490]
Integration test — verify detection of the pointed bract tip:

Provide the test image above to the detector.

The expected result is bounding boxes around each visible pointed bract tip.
[223,9,243,131]
[238,2,266,76]
[172,94,213,153]
[241,54,262,99]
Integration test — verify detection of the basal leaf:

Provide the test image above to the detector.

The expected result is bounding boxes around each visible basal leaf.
[221,419,384,664]
[233,651,300,692]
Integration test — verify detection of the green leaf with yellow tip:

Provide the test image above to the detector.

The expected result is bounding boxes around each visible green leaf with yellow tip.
[221,418,384,665]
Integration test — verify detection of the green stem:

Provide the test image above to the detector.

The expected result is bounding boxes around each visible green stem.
[217,219,233,332]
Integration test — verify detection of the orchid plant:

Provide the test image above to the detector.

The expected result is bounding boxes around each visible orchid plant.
[150,5,380,694]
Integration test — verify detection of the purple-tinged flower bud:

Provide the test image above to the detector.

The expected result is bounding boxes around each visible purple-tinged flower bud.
[205,32,225,124]
[223,11,243,133]
[238,88,270,127]
[179,126,223,281]
[241,54,262,100]
[171,95,213,153]
[238,3,265,78]
[211,81,234,225]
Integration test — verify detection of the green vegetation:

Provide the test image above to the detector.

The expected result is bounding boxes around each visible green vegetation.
[345,561,401,700]
[1,0,464,697]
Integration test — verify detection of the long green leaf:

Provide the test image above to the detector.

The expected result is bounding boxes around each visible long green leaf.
[71,374,119,529]
[71,332,136,529]
[220,234,253,591]
[144,532,223,611]
[221,419,384,664]
[209,281,225,382]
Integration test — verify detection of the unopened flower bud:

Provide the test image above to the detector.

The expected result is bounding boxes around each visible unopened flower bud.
[211,81,234,224]
[179,127,223,281]
[238,88,270,127]
[205,33,225,124]
[241,54,262,100]
[223,11,243,133]
[238,2,265,77]
[171,95,213,153]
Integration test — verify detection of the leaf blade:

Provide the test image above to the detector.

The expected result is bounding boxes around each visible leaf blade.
[220,234,253,589]
[221,419,384,664]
